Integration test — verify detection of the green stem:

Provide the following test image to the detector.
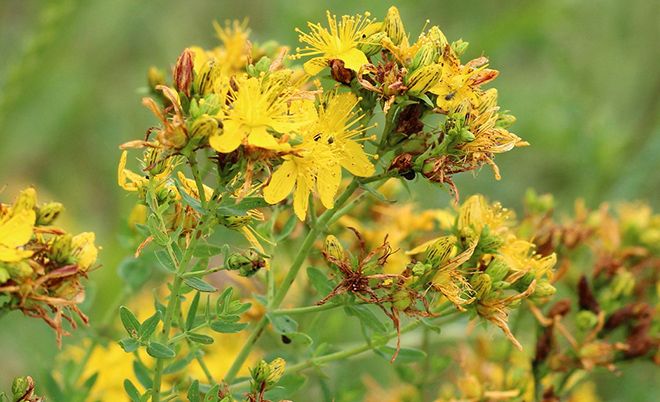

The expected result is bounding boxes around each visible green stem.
[187,153,207,207]
[224,172,397,382]
[270,302,343,316]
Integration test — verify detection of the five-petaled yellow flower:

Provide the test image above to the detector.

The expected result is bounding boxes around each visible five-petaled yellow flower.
[263,92,374,220]
[209,74,311,153]
[295,11,372,75]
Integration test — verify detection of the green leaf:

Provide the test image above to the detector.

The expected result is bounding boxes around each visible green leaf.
[269,314,298,334]
[307,267,335,295]
[187,380,201,402]
[216,287,234,314]
[173,178,203,212]
[147,215,170,246]
[146,342,176,359]
[345,305,388,333]
[203,384,220,402]
[119,306,141,338]
[192,243,225,258]
[216,197,268,216]
[375,346,427,363]
[119,338,140,353]
[164,353,195,375]
[188,332,214,344]
[281,331,313,347]
[133,360,152,389]
[183,277,217,293]
[186,292,201,330]
[209,320,248,333]
[123,379,141,402]
[139,312,161,341]
[154,250,175,272]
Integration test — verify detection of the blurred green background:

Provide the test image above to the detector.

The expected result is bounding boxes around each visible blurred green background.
[0,0,658,399]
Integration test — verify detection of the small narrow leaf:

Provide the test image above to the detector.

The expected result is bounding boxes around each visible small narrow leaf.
[307,267,335,295]
[119,306,141,338]
[187,332,214,344]
[146,341,176,359]
[268,314,298,334]
[183,277,217,293]
[119,338,140,353]
[187,380,201,402]
[186,292,201,330]
[209,320,248,333]
[154,250,175,272]
[139,312,161,341]
[124,379,141,402]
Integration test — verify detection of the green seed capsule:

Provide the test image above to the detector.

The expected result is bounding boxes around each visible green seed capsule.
[36,202,64,225]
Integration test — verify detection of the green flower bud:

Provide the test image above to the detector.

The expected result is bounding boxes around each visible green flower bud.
[533,281,557,298]
[35,202,64,226]
[512,272,535,292]
[49,234,73,266]
[576,310,599,331]
[190,114,220,139]
[11,376,35,401]
[323,235,345,261]
[470,272,492,299]
[194,59,222,96]
[424,235,457,267]
[254,56,272,74]
[451,39,469,56]
[409,42,438,72]
[5,261,33,280]
[358,32,386,56]
[142,148,169,176]
[226,250,265,277]
[610,269,635,299]
[485,259,509,282]
[497,113,517,129]
[477,227,503,253]
[250,360,270,385]
[383,6,406,45]
[411,261,429,277]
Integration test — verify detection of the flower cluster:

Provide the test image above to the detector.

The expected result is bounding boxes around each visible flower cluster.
[321,192,556,354]
[0,188,98,344]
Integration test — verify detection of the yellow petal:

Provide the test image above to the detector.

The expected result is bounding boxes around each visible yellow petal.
[303,57,329,75]
[293,175,311,220]
[0,246,33,262]
[316,162,341,209]
[263,160,297,204]
[338,140,375,177]
[0,209,35,248]
[210,120,244,153]
[247,126,290,151]
[338,47,369,72]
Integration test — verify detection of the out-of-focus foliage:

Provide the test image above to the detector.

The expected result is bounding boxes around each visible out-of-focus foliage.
[0,0,658,400]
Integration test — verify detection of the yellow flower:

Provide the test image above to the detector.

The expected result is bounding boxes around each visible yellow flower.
[209,74,312,153]
[263,92,374,220]
[0,189,37,263]
[295,11,372,75]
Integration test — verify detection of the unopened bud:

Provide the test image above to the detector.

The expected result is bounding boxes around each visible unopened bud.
[471,272,492,299]
[190,115,220,139]
[406,64,442,94]
[13,188,37,214]
[267,357,286,385]
[485,259,509,282]
[426,26,449,48]
[70,232,98,270]
[424,235,457,267]
[451,39,469,56]
[219,215,252,229]
[358,32,386,56]
[226,250,265,277]
[383,6,406,45]
[533,280,557,298]
[610,269,635,298]
[393,288,413,310]
[36,202,64,225]
[174,48,194,97]
[251,360,270,385]
[576,310,599,331]
[50,234,73,265]
[324,235,345,261]
[194,58,222,96]
[4,261,32,279]
[409,42,437,72]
